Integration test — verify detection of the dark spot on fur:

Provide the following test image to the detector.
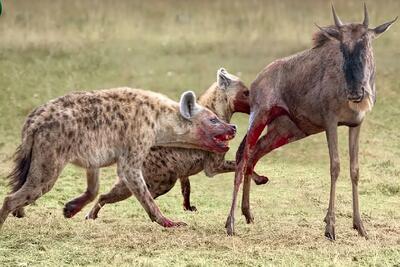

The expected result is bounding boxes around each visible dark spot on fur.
[160,159,167,167]
[117,112,125,121]
[105,117,111,125]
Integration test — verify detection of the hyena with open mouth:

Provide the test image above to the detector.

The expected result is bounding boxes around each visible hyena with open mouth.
[1,86,236,229]
[81,68,268,221]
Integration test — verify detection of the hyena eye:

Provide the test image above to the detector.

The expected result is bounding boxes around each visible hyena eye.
[209,117,219,124]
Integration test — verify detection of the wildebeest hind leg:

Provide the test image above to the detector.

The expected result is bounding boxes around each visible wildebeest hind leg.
[226,109,269,235]
[241,116,306,224]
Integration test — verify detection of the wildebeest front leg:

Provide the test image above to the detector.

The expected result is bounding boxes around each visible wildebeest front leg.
[226,110,269,235]
[64,168,100,218]
[324,123,340,240]
[349,125,368,238]
[242,116,306,224]
[179,176,196,211]
[118,159,186,227]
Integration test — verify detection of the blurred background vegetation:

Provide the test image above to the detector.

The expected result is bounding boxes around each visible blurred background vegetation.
[0,0,399,266]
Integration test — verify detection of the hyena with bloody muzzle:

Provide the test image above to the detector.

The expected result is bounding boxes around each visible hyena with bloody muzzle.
[74,68,268,220]
[1,86,236,229]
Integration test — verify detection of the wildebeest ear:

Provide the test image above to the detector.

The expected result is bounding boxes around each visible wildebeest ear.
[179,91,200,119]
[314,24,341,42]
[371,17,398,38]
[217,68,239,90]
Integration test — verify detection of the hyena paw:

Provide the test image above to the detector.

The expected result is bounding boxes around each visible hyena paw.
[12,208,26,218]
[159,217,187,228]
[184,205,197,212]
[252,173,269,185]
[63,203,81,218]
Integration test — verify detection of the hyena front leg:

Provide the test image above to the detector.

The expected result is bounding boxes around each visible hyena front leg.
[118,157,186,227]
[64,168,100,218]
[204,157,269,185]
[86,178,132,220]
[179,176,196,212]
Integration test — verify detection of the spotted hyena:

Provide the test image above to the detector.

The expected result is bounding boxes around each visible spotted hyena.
[59,68,267,221]
[0,87,237,229]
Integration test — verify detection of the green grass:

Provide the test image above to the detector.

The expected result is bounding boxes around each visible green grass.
[0,0,400,266]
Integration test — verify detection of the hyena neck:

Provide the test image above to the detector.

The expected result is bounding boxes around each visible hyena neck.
[154,106,191,147]
[199,83,232,123]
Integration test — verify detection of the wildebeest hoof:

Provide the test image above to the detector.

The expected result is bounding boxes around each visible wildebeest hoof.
[242,209,254,224]
[159,217,187,228]
[225,215,235,236]
[325,224,336,241]
[12,208,26,218]
[184,205,197,212]
[353,222,368,239]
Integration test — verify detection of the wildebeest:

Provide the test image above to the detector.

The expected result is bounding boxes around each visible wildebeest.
[225,4,397,239]
[0,88,237,229]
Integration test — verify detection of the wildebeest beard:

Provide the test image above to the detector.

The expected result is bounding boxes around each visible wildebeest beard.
[340,41,367,95]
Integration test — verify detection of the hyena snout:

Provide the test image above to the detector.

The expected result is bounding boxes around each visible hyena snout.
[206,121,237,154]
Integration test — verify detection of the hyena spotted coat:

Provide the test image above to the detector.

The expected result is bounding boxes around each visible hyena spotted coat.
[1,87,236,229]
[81,69,268,220]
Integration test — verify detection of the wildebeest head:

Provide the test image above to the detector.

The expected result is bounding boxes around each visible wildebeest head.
[316,4,397,103]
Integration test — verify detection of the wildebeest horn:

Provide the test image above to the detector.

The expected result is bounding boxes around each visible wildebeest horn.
[331,4,343,27]
[363,3,369,27]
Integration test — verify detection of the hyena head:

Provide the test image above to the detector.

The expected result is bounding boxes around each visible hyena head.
[216,68,250,114]
[163,91,237,153]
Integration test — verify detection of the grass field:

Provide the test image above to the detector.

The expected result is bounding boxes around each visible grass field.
[0,0,399,266]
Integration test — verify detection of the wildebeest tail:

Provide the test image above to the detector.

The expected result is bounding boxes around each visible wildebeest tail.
[7,134,35,193]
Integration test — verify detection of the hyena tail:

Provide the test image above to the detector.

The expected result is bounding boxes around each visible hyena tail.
[7,133,35,193]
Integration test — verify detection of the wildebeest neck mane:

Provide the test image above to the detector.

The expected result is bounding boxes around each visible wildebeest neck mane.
[312,25,337,48]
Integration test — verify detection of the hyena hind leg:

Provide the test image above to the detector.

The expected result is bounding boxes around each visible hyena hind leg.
[0,153,65,228]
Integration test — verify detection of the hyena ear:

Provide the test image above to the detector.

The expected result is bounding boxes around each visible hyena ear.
[217,68,238,90]
[179,91,200,119]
